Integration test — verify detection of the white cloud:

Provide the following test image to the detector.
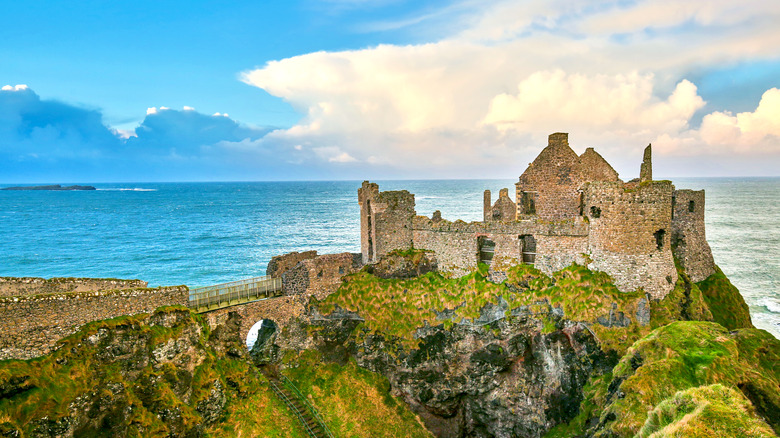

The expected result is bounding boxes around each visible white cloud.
[2,84,29,91]
[239,0,780,177]
[183,105,195,111]
[146,107,158,115]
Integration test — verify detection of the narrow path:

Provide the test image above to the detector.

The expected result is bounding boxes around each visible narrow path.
[262,367,335,438]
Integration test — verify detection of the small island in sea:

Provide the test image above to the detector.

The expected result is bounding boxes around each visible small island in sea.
[1,184,96,191]
[0,133,777,438]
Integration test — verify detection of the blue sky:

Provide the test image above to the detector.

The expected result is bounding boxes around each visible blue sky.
[2,0,779,182]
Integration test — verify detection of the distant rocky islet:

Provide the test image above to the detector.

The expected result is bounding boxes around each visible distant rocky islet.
[1,184,96,191]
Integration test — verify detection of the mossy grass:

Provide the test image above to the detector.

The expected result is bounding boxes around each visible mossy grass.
[280,350,433,438]
[0,306,267,436]
[596,321,780,437]
[318,262,648,350]
[696,265,753,330]
[636,384,776,438]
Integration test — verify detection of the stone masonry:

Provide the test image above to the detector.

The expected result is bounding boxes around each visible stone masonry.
[0,286,188,360]
[359,132,716,299]
[0,277,147,298]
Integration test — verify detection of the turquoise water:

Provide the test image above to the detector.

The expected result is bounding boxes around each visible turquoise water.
[1,178,777,338]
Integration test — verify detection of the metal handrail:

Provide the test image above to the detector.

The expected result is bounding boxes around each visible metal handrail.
[280,375,336,438]
[268,379,320,438]
[187,276,282,311]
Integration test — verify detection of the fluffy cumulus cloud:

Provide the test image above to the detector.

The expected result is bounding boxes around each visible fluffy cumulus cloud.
[0,87,278,182]
[242,0,780,177]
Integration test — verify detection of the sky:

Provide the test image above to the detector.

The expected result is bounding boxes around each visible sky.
[1,0,779,183]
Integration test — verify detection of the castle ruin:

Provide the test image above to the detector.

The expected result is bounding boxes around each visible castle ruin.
[359,132,715,299]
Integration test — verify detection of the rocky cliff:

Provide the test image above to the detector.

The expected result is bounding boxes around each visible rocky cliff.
[255,252,779,438]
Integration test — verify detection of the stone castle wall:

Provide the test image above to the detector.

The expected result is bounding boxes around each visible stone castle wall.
[671,189,715,282]
[358,181,415,264]
[411,216,589,274]
[0,277,147,298]
[281,252,361,299]
[583,180,677,298]
[0,286,188,360]
[516,133,584,220]
[266,251,318,278]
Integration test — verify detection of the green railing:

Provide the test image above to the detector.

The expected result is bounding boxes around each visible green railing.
[188,276,282,312]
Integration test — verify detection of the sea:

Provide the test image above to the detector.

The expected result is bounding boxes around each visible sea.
[1,178,778,339]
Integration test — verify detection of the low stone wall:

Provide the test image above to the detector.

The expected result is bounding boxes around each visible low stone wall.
[0,277,147,298]
[0,286,187,360]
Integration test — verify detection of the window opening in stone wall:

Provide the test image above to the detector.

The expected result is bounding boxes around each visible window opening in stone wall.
[519,234,536,265]
[478,236,495,266]
[590,206,601,218]
[578,191,584,216]
[671,195,675,220]
[521,191,537,215]
[688,200,695,212]
[654,229,665,250]
[366,199,374,261]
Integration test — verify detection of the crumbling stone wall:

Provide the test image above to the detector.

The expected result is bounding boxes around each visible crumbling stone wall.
[671,189,715,282]
[266,250,317,278]
[484,188,517,222]
[0,277,147,298]
[583,180,677,298]
[0,286,188,360]
[358,181,415,264]
[412,216,588,275]
[281,252,361,299]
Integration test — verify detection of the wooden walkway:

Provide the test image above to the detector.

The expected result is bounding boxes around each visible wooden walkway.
[187,276,282,313]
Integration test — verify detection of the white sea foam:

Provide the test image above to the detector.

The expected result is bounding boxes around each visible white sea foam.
[96,188,157,192]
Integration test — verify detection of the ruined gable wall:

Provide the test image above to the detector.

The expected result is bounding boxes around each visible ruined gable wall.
[579,148,621,183]
[671,190,715,282]
[0,286,188,360]
[0,277,147,298]
[487,188,517,222]
[516,133,584,220]
[583,181,677,298]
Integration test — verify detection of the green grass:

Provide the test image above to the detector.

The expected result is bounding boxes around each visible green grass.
[317,263,649,351]
[696,266,753,330]
[637,384,776,437]
[281,350,433,438]
[594,321,780,437]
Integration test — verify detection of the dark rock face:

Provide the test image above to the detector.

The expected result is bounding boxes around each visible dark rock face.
[277,309,613,438]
